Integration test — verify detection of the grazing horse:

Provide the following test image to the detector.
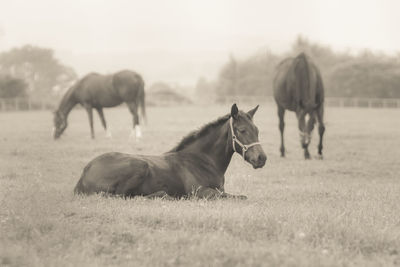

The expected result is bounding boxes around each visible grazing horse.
[273,52,325,159]
[74,104,267,199]
[53,70,146,140]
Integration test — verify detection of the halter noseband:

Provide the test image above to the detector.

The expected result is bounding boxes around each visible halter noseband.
[229,117,261,158]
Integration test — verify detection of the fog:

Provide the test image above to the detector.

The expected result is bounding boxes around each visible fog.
[0,0,399,85]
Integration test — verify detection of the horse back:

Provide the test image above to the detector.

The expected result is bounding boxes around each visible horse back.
[112,70,144,103]
[274,53,324,111]
[74,152,150,195]
[74,73,123,107]
[74,151,224,197]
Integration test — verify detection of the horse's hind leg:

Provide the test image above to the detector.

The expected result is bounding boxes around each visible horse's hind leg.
[316,105,325,159]
[84,104,95,139]
[96,108,111,138]
[297,111,310,159]
[194,186,247,200]
[278,105,286,157]
[127,102,141,140]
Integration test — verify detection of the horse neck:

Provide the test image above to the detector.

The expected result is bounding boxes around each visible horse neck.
[57,87,78,118]
[180,121,234,174]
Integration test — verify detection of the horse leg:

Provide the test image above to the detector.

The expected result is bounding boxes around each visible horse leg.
[145,191,175,200]
[194,186,247,200]
[297,111,310,159]
[96,108,111,138]
[278,105,285,157]
[127,102,141,140]
[307,111,316,151]
[316,105,325,159]
[84,104,95,139]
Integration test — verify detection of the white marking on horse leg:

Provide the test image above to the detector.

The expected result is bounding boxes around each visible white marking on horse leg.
[52,127,55,136]
[135,125,142,138]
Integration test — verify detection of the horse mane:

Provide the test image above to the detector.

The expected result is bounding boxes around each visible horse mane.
[56,84,76,113]
[169,114,230,152]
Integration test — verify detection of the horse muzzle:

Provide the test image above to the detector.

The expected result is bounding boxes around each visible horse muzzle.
[247,148,267,169]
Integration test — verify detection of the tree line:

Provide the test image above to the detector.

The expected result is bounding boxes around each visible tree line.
[0,45,76,99]
[196,36,400,100]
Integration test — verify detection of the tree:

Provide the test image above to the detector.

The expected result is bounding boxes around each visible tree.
[0,45,77,97]
[0,75,27,98]
[216,54,238,98]
[213,36,400,101]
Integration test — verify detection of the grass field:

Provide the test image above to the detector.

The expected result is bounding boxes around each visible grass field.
[1,104,400,267]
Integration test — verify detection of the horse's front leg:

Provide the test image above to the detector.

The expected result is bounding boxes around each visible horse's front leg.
[84,104,95,139]
[194,186,247,200]
[96,108,111,138]
[278,105,286,157]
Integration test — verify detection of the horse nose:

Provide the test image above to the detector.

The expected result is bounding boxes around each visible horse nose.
[258,153,267,165]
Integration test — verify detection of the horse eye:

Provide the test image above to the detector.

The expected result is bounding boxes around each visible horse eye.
[238,128,246,133]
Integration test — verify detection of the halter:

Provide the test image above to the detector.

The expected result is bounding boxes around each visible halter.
[229,117,261,158]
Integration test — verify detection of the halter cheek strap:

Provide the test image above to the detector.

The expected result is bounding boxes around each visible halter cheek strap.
[229,117,261,159]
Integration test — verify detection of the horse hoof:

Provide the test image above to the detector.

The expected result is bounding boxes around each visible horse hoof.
[317,154,323,160]
[105,131,112,139]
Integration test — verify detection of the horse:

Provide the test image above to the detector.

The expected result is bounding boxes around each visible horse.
[74,104,267,199]
[273,52,325,159]
[53,70,146,140]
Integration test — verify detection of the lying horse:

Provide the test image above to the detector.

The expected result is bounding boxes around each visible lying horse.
[53,70,146,140]
[273,52,325,159]
[74,104,267,199]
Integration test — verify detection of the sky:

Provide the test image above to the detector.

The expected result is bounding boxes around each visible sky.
[0,0,399,85]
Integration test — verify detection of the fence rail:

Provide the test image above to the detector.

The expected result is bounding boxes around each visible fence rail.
[1,96,400,112]
[0,97,58,111]
[215,96,400,108]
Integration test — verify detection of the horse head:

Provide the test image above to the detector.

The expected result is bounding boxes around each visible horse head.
[230,104,267,169]
[53,110,68,139]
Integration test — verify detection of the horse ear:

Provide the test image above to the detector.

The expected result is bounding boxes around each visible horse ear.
[231,103,239,119]
[247,105,259,119]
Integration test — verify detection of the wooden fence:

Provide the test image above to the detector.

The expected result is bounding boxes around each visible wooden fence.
[1,96,400,111]
[215,96,400,108]
[0,97,58,111]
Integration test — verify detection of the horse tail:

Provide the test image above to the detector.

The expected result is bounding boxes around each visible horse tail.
[294,52,315,108]
[138,79,147,124]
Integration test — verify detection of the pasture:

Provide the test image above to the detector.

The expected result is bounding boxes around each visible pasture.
[1,104,399,266]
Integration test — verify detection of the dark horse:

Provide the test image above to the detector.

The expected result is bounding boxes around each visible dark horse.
[53,70,146,140]
[273,52,325,159]
[74,104,267,199]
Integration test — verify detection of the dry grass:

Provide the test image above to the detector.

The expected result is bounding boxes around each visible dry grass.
[1,104,400,267]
